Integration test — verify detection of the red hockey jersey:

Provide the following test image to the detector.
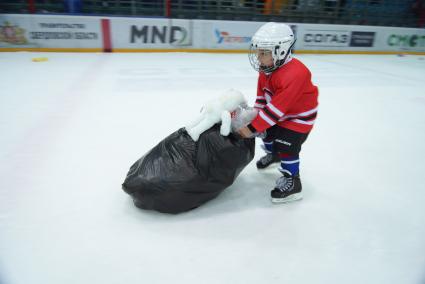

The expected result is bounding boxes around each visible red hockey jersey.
[249,58,319,134]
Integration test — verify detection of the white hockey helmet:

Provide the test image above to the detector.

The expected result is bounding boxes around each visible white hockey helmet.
[249,22,296,73]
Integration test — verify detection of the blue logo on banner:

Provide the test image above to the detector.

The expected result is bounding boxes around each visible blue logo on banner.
[215,29,251,44]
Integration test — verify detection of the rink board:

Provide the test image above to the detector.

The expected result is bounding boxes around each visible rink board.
[1,14,425,54]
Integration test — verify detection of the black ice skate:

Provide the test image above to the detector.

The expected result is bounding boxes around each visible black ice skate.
[256,153,280,169]
[271,173,303,203]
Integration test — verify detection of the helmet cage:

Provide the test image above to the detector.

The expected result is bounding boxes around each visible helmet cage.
[248,38,296,74]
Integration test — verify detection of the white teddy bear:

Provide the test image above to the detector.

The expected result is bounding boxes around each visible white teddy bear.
[185,89,248,142]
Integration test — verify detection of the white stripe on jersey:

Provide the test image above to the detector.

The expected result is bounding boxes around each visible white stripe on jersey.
[267,103,284,117]
[296,106,318,116]
[256,96,265,99]
[265,94,272,103]
[279,106,318,121]
[291,119,315,125]
[259,111,276,126]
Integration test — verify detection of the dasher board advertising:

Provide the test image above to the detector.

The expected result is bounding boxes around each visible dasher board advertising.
[0,14,101,48]
[110,17,192,49]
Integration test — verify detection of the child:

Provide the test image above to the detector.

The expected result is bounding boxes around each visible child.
[238,22,319,203]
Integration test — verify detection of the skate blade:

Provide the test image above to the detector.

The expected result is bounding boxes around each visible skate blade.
[271,193,303,204]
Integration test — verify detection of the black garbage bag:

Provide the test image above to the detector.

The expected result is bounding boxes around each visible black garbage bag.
[122,124,255,214]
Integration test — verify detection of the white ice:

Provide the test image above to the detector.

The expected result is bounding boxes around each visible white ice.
[0,52,425,284]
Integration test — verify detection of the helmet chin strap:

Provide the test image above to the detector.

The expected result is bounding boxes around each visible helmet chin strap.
[283,53,293,65]
[279,39,297,66]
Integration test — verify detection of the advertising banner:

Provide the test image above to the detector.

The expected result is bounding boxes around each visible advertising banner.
[293,24,378,51]
[197,20,299,50]
[0,14,102,48]
[110,17,192,49]
[376,27,425,52]
[350,31,375,47]
[199,20,259,50]
[208,22,423,53]
[301,28,351,48]
[196,21,379,51]
[1,14,424,53]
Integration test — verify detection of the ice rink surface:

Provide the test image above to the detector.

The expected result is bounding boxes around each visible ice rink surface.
[1,52,425,284]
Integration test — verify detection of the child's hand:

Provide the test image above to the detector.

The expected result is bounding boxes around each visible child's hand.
[238,126,254,138]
